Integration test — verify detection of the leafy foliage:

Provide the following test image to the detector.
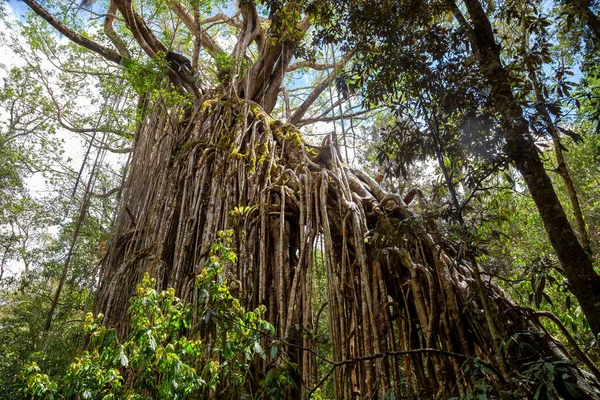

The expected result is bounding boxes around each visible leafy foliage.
[21,231,278,399]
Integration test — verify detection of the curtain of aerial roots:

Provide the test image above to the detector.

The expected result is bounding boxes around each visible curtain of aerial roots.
[95,95,600,398]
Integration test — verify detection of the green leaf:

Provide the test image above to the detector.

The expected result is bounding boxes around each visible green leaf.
[534,275,545,308]
[542,292,555,308]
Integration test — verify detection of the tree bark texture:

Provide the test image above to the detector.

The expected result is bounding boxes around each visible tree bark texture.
[95,95,600,398]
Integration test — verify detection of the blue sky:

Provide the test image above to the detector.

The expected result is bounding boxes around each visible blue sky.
[8,0,27,16]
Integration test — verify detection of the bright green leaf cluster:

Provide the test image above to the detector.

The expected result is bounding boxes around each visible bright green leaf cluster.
[21,231,276,399]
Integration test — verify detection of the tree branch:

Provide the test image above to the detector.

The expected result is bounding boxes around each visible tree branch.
[104,0,131,58]
[288,50,354,125]
[91,187,122,198]
[536,311,600,381]
[288,74,336,125]
[200,12,244,29]
[287,60,336,72]
[111,0,199,96]
[297,108,372,127]
[231,0,263,60]
[22,0,122,64]
[56,110,131,139]
[164,0,225,58]
[562,0,600,43]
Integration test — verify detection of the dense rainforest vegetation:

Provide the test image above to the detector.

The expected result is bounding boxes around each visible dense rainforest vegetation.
[1,0,600,398]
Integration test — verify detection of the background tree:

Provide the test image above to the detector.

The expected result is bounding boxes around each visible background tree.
[0,10,132,397]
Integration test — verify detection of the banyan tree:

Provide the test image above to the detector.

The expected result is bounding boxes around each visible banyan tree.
[24,0,600,398]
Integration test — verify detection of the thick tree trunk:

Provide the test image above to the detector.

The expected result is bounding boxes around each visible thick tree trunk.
[459,0,600,337]
[95,94,600,398]
[525,57,591,252]
[552,137,592,251]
